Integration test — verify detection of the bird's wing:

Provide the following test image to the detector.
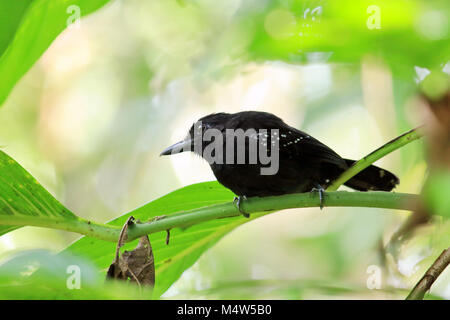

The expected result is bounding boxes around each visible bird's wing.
[229,111,347,169]
[277,126,347,169]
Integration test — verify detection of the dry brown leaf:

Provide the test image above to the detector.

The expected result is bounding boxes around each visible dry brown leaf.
[106,216,155,288]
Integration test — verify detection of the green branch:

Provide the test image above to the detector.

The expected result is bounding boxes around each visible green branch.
[0,191,420,242]
[0,215,121,242]
[327,127,424,191]
[126,191,418,242]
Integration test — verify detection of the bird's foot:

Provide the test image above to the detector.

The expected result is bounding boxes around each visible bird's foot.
[233,196,249,218]
[311,184,325,210]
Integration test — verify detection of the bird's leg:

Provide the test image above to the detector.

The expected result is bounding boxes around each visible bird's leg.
[233,196,249,218]
[311,184,325,210]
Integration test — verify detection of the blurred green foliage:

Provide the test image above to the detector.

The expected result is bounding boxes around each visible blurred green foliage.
[0,249,151,299]
[0,0,111,106]
[424,171,450,218]
[0,0,448,299]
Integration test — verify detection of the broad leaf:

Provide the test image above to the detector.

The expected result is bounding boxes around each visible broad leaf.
[0,1,34,57]
[0,150,78,236]
[67,182,266,297]
[0,0,112,106]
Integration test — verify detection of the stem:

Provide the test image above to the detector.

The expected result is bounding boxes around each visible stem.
[406,247,450,300]
[0,192,420,243]
[7,191,418,242]
[0,215,121,242]
[327,127,423,191]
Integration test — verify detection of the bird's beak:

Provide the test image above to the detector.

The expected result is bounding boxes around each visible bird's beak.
[160,138,192,156]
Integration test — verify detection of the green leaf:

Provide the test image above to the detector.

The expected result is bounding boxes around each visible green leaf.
[0,0,111,106]
[0,150,78,236]
[66,181,262,298]
[0,249,151,299]
[0,1,34,57]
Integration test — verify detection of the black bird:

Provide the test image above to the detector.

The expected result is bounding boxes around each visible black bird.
[160,111,399,216]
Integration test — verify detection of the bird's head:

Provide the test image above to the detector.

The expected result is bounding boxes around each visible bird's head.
[160,112,231,156]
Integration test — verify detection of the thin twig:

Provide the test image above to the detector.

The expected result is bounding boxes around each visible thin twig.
[406,247,450,300]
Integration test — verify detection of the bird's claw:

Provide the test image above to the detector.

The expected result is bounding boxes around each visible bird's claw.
[234,196,249,218]
[311,184,325,210]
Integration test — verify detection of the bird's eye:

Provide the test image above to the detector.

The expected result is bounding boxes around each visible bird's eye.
[192,121,211,133]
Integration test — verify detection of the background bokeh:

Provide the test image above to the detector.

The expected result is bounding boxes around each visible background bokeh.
[0,0,448,299]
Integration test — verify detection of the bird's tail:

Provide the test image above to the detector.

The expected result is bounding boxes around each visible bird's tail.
[342,159,399,192]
